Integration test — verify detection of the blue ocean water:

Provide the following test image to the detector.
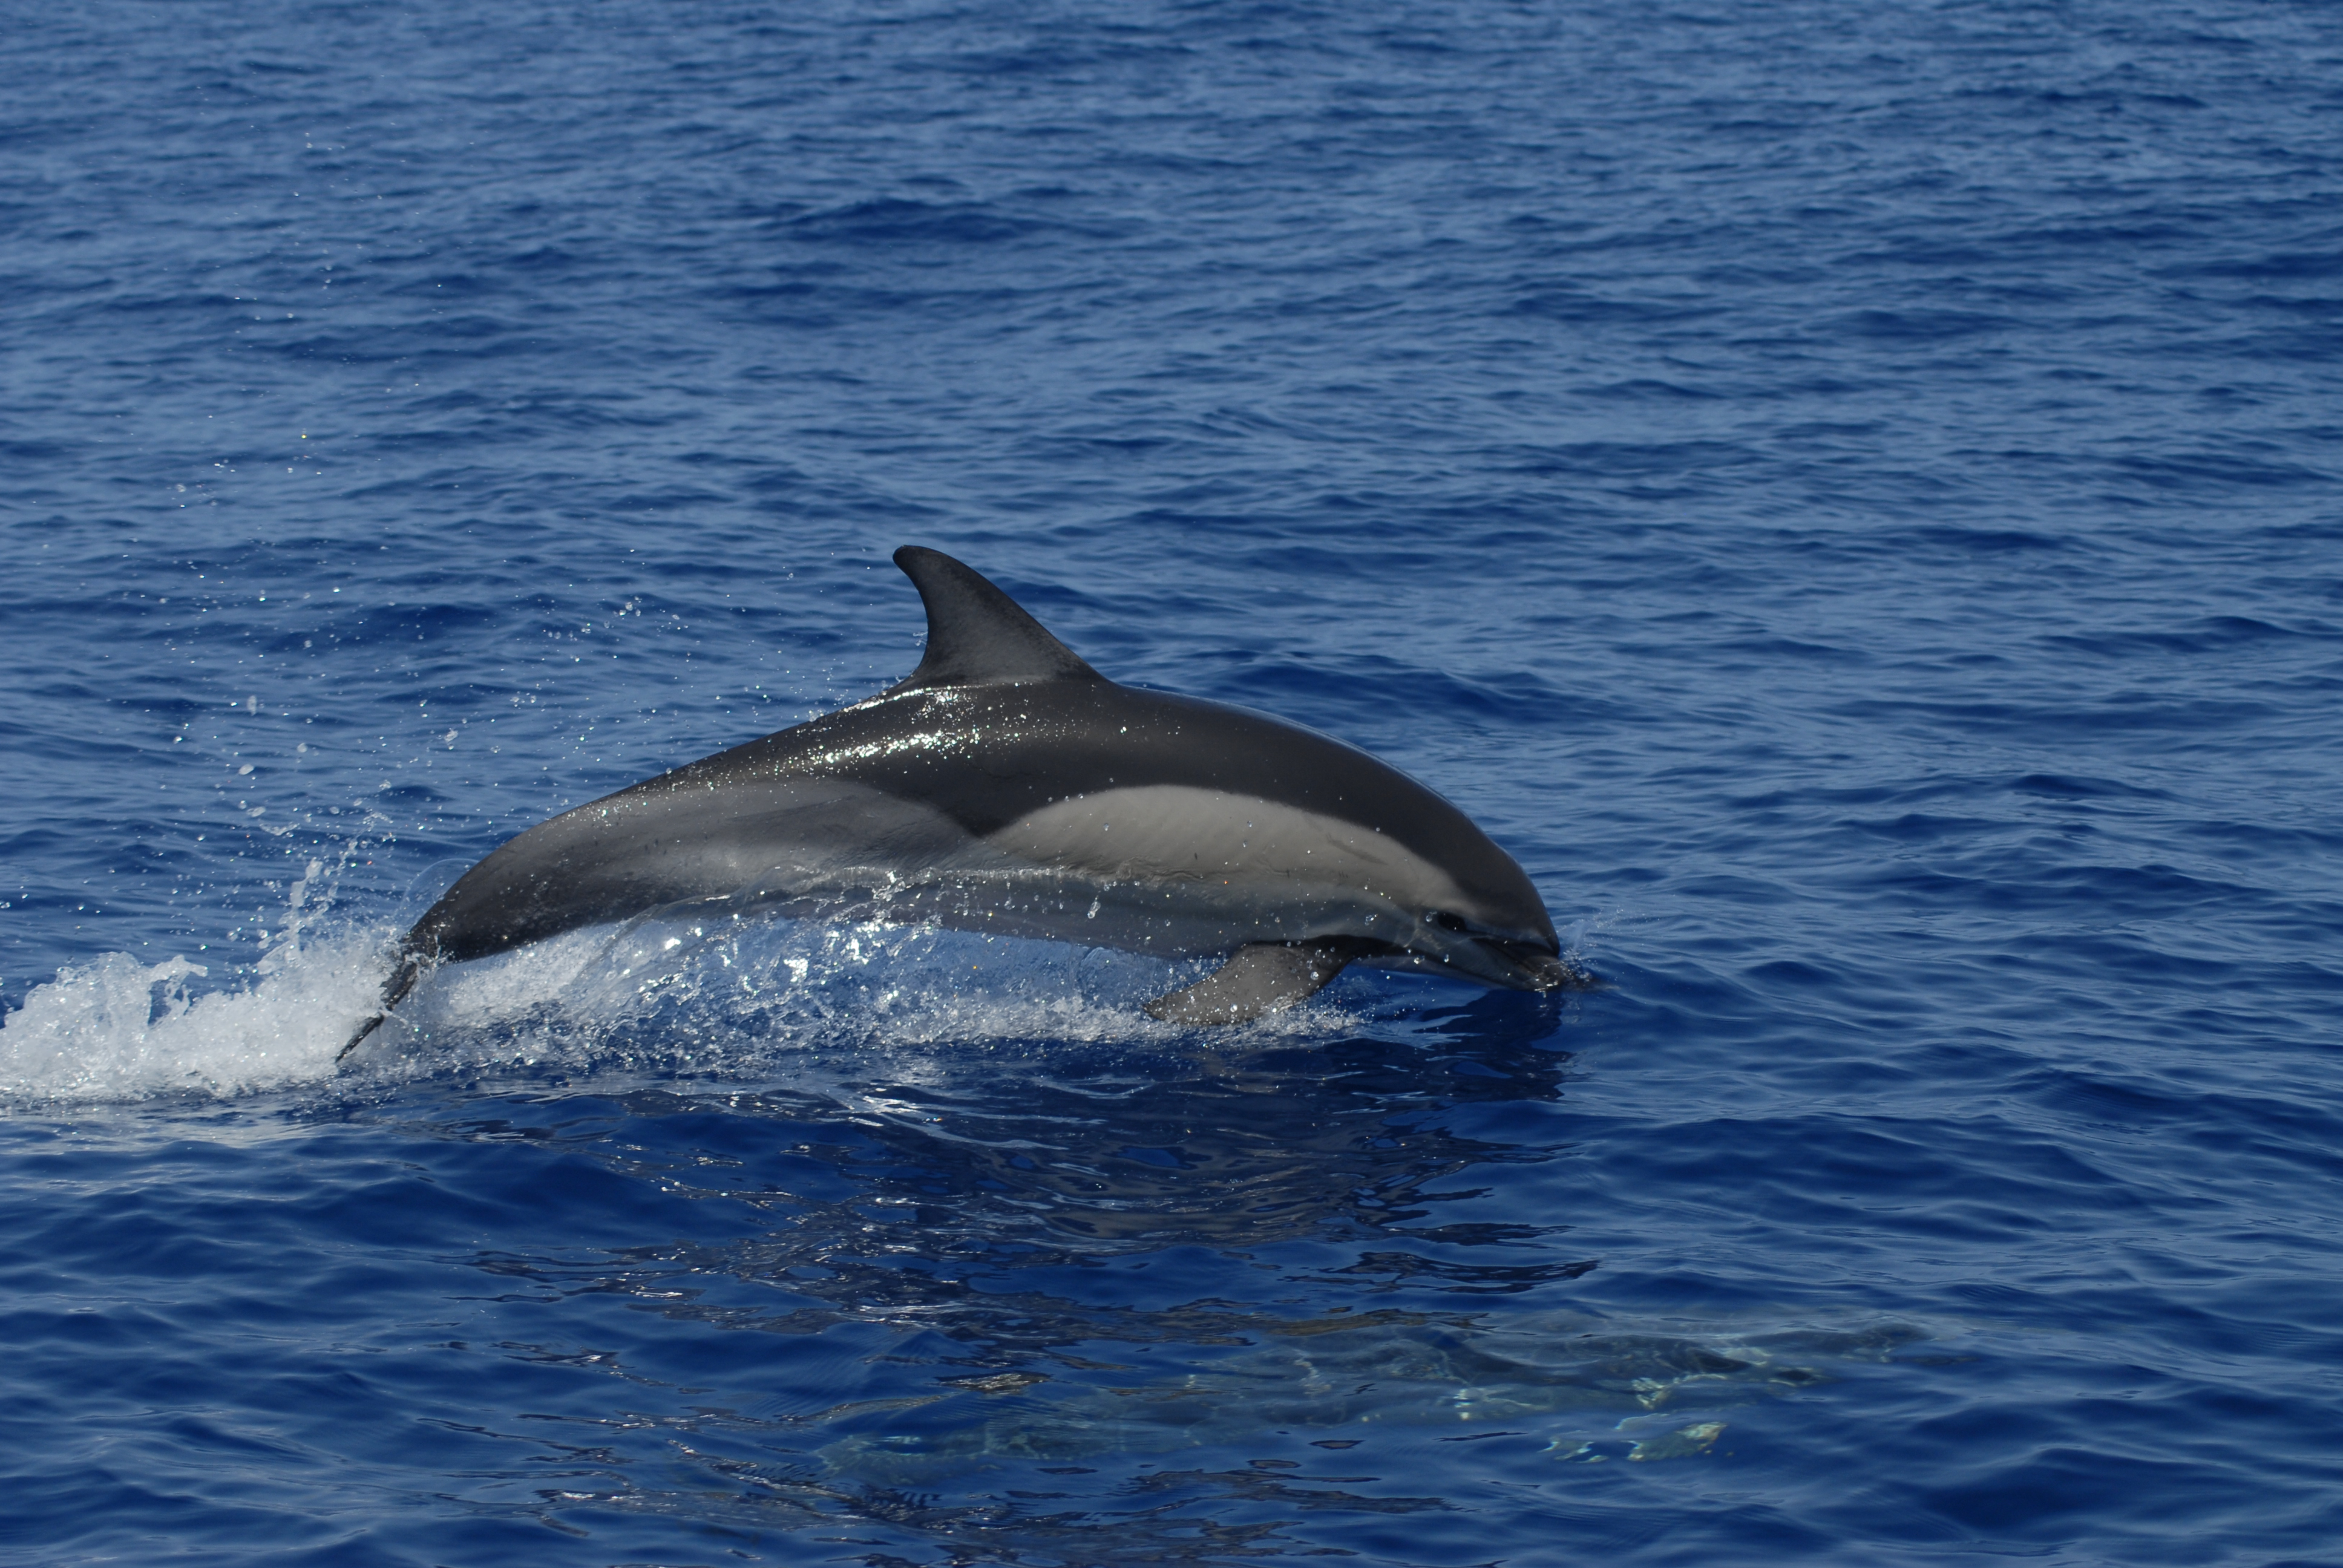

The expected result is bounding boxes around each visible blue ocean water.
[5,1,2341,1562]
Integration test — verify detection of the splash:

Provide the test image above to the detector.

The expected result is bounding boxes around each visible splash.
[365,915,1364,1077]
[0,887,1422,1106]
[0,934,382,1103]
[0,849,398,1103]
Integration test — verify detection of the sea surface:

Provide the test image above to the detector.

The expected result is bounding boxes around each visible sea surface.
[4,2,2341,1564]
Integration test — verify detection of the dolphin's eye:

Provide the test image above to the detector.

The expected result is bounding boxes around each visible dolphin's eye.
[1427,910,1470,934]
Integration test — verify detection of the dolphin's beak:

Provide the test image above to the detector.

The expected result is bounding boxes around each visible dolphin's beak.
[1475,937,1585,993]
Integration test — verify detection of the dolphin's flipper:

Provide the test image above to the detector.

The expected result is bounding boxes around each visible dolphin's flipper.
[884,546,1103,693]
[1144,940,1357,1026]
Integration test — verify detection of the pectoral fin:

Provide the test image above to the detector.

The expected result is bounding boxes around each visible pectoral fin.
[1144,940,1357,1026]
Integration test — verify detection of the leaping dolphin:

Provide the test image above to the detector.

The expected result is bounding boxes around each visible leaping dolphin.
[340,547,1578,1056]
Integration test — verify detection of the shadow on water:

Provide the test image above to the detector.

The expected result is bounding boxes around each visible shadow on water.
[371,990,1916,1563]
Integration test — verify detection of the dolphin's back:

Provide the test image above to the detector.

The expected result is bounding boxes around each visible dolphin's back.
[406,679,1539,965]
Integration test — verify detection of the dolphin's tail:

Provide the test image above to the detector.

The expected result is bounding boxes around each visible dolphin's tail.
[337,949,429,1063]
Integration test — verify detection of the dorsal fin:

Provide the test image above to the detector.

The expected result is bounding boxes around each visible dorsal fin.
[883,546,1103,694]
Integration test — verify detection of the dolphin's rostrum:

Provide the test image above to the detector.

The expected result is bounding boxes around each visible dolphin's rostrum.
[341,547,1579,1056]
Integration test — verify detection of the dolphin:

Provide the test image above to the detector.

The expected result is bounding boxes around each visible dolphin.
[340,547,1578,1056]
